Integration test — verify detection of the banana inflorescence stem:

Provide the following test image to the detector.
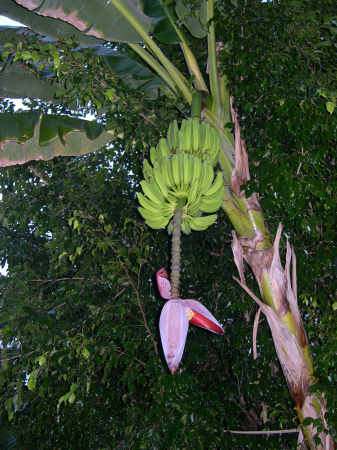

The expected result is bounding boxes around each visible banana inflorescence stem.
[171,199,184,299]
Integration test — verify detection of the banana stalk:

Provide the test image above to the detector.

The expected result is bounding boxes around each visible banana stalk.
[170,198,185,299]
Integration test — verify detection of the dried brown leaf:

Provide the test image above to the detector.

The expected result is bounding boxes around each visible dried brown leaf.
[269,223,290,316]
[231,231,245,283]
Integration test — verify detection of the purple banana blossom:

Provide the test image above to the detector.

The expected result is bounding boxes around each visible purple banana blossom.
[157,268,224,374]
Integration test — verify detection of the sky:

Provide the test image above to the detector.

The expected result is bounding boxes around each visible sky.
[0,15,25,27]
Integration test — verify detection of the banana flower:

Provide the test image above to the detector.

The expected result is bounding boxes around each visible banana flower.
[157,268,224,374]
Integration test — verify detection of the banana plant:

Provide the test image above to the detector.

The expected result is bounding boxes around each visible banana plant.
[0,0,332,447]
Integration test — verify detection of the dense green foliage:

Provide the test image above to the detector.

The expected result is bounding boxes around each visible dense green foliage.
[0,0,336,448]
[219,0,337,432]
[0,135,300,449]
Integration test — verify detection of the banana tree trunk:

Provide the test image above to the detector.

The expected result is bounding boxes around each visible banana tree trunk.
[219,98,333,450]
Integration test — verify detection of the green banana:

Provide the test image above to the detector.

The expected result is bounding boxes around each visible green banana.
[177,130,186,153]
[199,197,223,213]
[187,214,217,231]
[159,138,170,158]
[141,180,164,205]
[178,154,184,191]
[139,207,169,222]
[167,219,173,234]
[192,156,201,182]
[200,122,210,155]
[186,178,199,206]
[201,187,225,204]
[180,119,186,135]
[172,121,179,149]
[181,219,192,235]
[154,169,169,199]
[183,153,190,190]
[149,177,166,202]
[184,118,193,150]
[172,154,180,187]
[204,171,223,197]
[153,162,168,194]
[166,158,175,188]
[146,215,171,229]
[150,147,156,166]
[201,162,214,192]
[143,159,153,182]
[192,118,200,155]
[209,129,220,165]
[198,160,207,192]
[188,188,203,215]
[208,127,215,158]
[198,121,206,154]
[138,193,163,214]
[188,154,195,183]
[160,158,173,188]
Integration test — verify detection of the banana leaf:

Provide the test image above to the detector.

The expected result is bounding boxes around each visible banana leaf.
[1,0,153,44]
[0,112,116,166]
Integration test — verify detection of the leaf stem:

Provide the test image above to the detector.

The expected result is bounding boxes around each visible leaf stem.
[128,43,178,94]
[111,0,192,104]
[207,0,223,119]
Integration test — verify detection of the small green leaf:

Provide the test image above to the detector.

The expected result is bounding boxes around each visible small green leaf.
[326,102,334,114]
[59,251,68,260]
[332,302,337,311]
[105,89,115,102]
[57,393,70,410]
[35,356,46,366]
[93,99,102,110]
[187,429,196,440]
[53,56,61,68]
[118,306,126,315]
[82,347,90,359]
[27,371,37,391]
[4,397,13,412]
[70,384,77,393]
[55,88,67,98]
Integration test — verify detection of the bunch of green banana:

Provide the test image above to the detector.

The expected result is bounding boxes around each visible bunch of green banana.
[138,153,224,233]
[165,118,220,166]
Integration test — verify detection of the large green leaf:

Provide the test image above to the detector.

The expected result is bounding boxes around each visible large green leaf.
[142,0,180,44]
[0,113,116,166]
[3,0,153,43]
[90,46,169,97]
[0,62,75,107]
[0,0,104,45]
[175,0,208,39]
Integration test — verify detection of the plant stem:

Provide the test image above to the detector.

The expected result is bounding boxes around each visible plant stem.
[191,91,204,118]
[171,199,184,299]
[129,43,178,95]
[111,0,193,104]
[207,0,223,119]
[161,3,208,92]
